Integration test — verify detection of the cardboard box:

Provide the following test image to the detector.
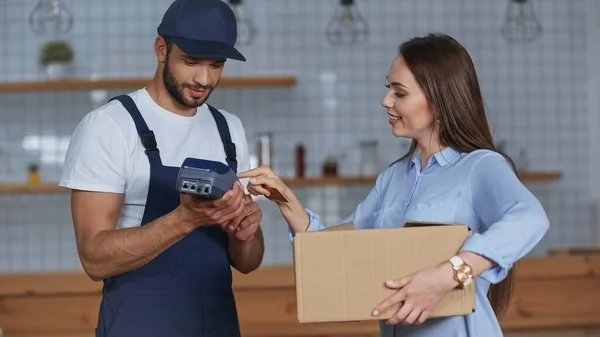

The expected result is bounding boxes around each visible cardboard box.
[293,222,476,323]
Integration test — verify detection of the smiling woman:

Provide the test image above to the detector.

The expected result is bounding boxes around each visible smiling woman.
[387,34,519,321]
[383,60,433,141]
[238,33,550,337]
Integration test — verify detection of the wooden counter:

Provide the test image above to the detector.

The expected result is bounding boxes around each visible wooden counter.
[0,255,599,337]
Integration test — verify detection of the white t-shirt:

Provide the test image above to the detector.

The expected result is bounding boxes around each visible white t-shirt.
[59,88,251,229]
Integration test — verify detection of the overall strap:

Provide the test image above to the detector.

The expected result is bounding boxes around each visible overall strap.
[207,104,238,173]
[109,95,162,167]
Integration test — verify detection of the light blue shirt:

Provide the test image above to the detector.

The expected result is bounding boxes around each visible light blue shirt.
[288,147,550,337]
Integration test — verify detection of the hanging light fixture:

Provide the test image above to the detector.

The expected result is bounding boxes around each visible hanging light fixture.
[28,0,74,37]
[228,0,257,46]
[500,0,542,44]
[325,0,369,46]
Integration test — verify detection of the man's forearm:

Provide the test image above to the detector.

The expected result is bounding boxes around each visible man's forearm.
[80,209,193,281]
[229,227,264,274]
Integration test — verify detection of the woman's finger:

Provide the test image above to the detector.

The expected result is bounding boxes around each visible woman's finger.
[402,307,422,325]
[248,175,279,188]
[372,289,406,317]
[415,310,430,325]
[247,184,271,197]
[386,301,412,325]
[237,165,273,179]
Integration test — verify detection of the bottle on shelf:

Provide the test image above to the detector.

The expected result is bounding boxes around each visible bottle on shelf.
[322,155,338,177]
[516,148,530,171]
[257,132,273,167]
[359,139,380,176]
[295,144,305,178]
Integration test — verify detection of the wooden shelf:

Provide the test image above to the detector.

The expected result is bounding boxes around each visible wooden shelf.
[281,176,378,187]
[549,247,600,256]
[0,183,67,194]
[0,76,297,92]
[282,171,562,187]
[518,171,563,181]
[0,171,562,194]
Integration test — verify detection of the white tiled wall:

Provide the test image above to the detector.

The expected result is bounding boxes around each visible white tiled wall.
[584,0,600,245]
[0,0,593,272]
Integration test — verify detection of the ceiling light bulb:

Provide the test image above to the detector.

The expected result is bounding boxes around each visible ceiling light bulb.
[326,0,369,46]
[500,0,542,44]
[228,0,257,46]
[28,0,74,37]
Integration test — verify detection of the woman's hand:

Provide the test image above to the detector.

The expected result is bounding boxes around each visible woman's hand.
[372,262,459,325]
[237,166,310,233]
[237,165,290,204]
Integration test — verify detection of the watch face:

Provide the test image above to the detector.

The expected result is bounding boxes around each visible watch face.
[455,265,473,284]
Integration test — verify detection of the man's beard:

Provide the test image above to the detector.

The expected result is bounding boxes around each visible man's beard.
[162,59,216,109]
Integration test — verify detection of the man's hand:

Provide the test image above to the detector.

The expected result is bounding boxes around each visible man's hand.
[227,195,265,274]
[226,195,262,242]
[177,182,246,229]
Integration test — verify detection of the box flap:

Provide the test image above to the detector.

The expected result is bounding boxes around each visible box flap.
[405,220,461,228]
[322,222,355,231]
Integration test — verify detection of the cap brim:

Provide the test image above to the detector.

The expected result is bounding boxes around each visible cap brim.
[171,37,246,62]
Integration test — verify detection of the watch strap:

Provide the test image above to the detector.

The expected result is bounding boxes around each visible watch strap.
[449,255,464,268]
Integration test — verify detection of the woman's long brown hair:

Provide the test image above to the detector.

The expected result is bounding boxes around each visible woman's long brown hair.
[394,33,516,317]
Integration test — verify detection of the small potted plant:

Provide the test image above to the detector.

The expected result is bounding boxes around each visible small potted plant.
[39,40,74,79]
[28,163,40,184]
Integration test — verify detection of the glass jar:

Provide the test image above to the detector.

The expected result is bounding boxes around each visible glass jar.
[359,140,380,176]
[257,132,273,167]
[322,155,338,177]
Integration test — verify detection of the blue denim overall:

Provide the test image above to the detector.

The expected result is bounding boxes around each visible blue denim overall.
[94,94,241,337]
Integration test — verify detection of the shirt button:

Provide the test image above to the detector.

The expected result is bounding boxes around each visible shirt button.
[404,202,408,206]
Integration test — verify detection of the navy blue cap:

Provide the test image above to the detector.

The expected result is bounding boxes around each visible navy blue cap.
[157,0,246,62]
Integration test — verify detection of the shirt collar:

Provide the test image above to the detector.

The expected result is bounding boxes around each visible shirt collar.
[434,147,461,166]
[411,146,461,169]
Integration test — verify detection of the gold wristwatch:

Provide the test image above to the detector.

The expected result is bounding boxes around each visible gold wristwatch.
[449,255,473,288]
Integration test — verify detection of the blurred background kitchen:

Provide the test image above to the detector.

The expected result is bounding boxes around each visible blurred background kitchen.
[0,0,599,336]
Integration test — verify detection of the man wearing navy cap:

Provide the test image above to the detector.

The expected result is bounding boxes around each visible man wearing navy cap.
[59,1,263,336]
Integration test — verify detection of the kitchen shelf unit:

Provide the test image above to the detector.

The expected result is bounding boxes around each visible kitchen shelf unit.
[548,247,600,256]
[282,171,562,187]
[0,171,563,194]
[0,76,297,92]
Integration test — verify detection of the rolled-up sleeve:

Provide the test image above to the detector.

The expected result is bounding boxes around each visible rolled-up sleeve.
[287,208,325,243]
[460,152,550,283]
